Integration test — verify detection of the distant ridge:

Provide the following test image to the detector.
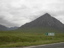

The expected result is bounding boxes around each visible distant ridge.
[0,25,8,31]
[0,25,18,31]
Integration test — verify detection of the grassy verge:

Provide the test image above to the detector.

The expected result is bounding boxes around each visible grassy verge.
[0,31,64,47]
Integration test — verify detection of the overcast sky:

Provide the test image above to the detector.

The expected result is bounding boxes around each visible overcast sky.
[0,0,64,27]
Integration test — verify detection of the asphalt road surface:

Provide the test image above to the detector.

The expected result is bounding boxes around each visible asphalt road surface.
[23,42,64,48]
[10,42,64,48]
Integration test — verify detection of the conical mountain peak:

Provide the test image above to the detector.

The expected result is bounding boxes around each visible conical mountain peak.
[40,13,52,18]
[19,13,64,30]
[33,13,53,22]
[43,13,51,16]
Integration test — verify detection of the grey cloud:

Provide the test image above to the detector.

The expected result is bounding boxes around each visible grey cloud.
[0,17,18,27]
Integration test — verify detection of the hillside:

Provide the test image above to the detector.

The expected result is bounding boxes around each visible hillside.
[0,25,8,31]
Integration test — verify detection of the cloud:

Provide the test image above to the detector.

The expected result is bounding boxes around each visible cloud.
[0,0,64,27]
[0,16,18,27]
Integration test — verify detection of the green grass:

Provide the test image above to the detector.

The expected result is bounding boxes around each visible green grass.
[0,31,64,47]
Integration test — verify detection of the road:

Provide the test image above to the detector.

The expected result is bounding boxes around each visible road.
[10,42,64,48]
[23,42,64,48]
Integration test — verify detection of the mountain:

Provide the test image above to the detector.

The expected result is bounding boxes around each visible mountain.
[18,13,64,32]
[0,25,18,31]
[0,25,8,31]
[7,27,18,30]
